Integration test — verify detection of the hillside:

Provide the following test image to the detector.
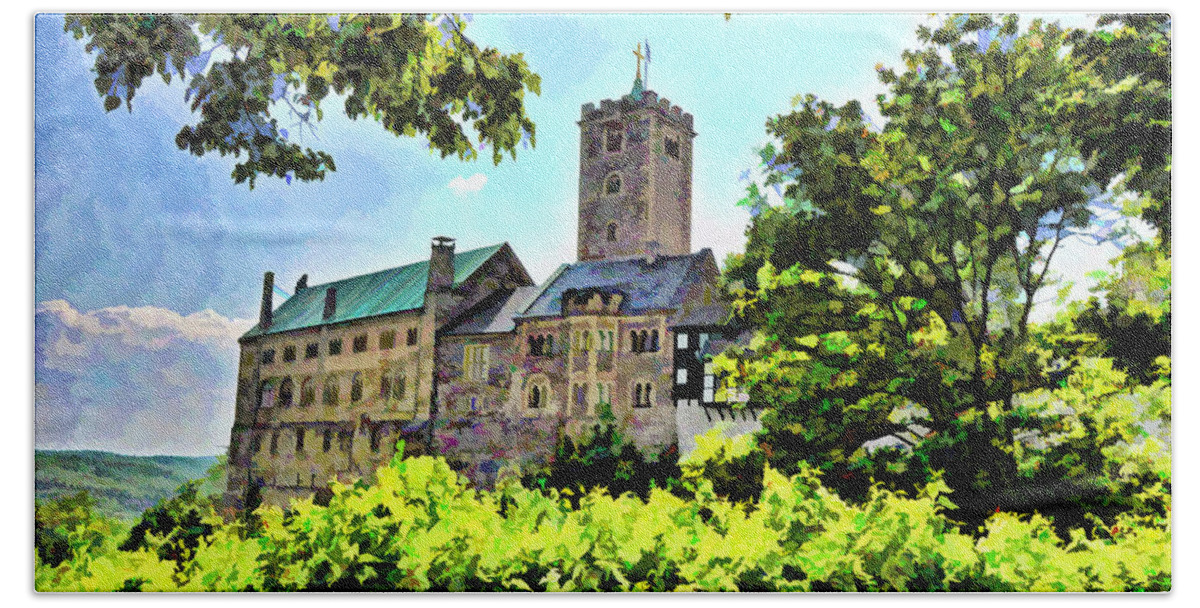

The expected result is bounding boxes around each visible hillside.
[35,450,223,521]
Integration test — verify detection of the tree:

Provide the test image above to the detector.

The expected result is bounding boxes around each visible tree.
[65,14,541,188]
[718,14,1170,507]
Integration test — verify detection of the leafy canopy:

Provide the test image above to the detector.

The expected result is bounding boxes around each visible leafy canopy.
[65,14,542,188]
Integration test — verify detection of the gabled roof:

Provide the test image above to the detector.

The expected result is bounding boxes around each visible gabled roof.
[242,243,506,340]
[516,249,716,320]
[442,286,546,336]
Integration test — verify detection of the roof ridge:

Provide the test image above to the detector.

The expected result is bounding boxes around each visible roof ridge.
[295,242,505,293]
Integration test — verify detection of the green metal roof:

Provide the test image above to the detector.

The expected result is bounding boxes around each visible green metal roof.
[242,243,505,340]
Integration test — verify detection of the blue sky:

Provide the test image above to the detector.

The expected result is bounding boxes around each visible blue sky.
[34,12,1124,456]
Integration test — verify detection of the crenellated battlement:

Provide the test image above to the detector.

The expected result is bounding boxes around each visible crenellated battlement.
[580,89,694,132]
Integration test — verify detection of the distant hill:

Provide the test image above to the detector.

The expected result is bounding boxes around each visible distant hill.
[35,450,222,521]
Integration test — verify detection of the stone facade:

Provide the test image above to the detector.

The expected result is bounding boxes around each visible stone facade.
[225,79,733,509]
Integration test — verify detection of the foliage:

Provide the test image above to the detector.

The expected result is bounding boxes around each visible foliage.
[34,441,1170,591]
[680,427,766,504]
[718,13,1170,509]
[35,492,121,569]
[35,450,220,522]
[119,482,218,568]
[64,13,541,187]
[527,405,682,503]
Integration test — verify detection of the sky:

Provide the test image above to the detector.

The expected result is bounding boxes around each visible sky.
[34,12,1129,457]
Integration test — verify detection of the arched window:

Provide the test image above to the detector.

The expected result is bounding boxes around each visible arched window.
[528,335,536,355]
[650,330,660,352]
[323,428,332,452]
[278,377,294,408]
[350,372,363,403]
[630,330,639,352]
[605,173,621,195]
[546,335,554,354]
[322,376,339,406]
[300,377,315,407]
[634,383,643,407]
[634,382,653,408]
[606,223,618,242]
[529,385,542,409]
[380,375,391,400]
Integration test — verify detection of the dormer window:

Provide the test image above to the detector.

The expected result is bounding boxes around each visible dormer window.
[605,173,621,195]
[606,223,618,242]
[606,127,623,152]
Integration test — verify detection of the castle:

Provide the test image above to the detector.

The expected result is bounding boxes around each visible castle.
[223,68,758,509]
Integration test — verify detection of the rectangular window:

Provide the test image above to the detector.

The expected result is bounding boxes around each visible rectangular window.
[328,338,342,356]
[665,137,680,159]
[379,330,396,350]
[323,429,332,452]
[261,349,275,365]
[295,428,305,452]
[606,128,623,152]
[676,368,688,385]
[676,332,689,349]
[305,342,319,359]
[464,344,489,382]
[353,334,368,353]
[406,328,419,346]
[282,345,296,362]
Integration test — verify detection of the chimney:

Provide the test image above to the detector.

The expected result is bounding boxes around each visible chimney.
[258,271,274,330]
[322,287,338,321]
[295,274,308,292]
[427,236,456,295]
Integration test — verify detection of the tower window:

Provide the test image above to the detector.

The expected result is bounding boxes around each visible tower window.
[606,128,623,152]
[379,330,396,350]
[352,334,368,353]
[407,328,419,346]
[261,349,275,365]
[606,223,618,242]
[328,338,342,356]
[282,345,296,362]
[605,174,621,195]
[305,342,319,359]
[633,382,654,408]
[665,137,680,160]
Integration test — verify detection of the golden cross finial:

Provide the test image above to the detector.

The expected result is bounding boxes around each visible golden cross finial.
[633,42,645,80]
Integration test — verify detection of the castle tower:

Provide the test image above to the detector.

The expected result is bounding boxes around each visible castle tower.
[576,51,695,261]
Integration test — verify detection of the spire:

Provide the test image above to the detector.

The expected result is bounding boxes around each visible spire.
[631,42,645,100]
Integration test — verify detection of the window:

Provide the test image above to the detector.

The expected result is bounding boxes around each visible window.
[393,375,406,401]
[379,330,396,350]
[295,428,305,452]
[300,377,315,407]
[573,384,586,412]
[322,376,339,406]
[597,383,610,407]
[369,425,382,453]
[677,332,689,349]
[605,173,621,195]
[651,330,660,352]
[633,382,653,408]
[353,334,368,353]
[338,430,352,452]
[270,431,279,455]
[406,328,419,346]
[465,344,488,381]
[350,372,363,402]
[278,377,294,408]
[251,433,262,454]
[305,342,319,359]
[587,134,600,158]
[282,345,296,362]
[606,223,618,242]
[665,137,680,159]
[328,338,342,356]
[261,349,275,365]
[676,368,688,385]
[323,429,332,453]
[257,380,276,409]
[528,385,542,409]
[606,127,623,152]
[379,375,391,400]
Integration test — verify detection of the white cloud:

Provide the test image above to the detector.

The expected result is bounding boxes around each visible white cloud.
[447,173,488,196]
[35,299,255,457]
